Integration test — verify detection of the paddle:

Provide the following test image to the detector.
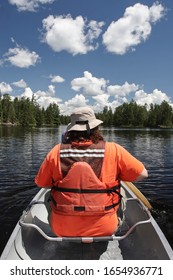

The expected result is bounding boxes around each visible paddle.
[123,181,152,210]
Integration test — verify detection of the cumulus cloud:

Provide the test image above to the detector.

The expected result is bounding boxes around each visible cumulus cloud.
[92,93,110,105]
[70,72,140,113]
[71,71,108,95]
[17,84,172,114]
[41,14,104,55]
[134,89,170,107]
[50,75,65,83]
[92,94,110,112]
[107,81,139,97]
[0,82,13,94]
[33,85,56,99]
[102,2,165,55]
[1,69,172,115]
[91,88,171,113]
[20,87,34,99]
[1,77,88,114]
[19,85,62,109]
[12,79,27,88]
[4,46,40,68]
[9,0,55,12]
[60,94,89,115]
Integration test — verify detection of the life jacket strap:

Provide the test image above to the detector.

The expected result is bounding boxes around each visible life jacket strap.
[52,184,121,194]
[50,196,121,212]
[73,201,121,211]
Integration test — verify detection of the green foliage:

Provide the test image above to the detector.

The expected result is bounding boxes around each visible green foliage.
[96,106,114,126]
[44,103,61,126]
[0,94,68,127]
[0,94,173,128]
[96,101,173,128]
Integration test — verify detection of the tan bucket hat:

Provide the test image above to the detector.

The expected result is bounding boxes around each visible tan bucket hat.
[66,107,103,131]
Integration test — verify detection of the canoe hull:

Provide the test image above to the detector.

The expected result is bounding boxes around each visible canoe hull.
[1,182,173,260]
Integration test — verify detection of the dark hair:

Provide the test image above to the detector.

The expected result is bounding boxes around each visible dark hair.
[67,126,104,144]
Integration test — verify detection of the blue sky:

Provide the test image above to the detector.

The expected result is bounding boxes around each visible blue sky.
[0,0,173,115]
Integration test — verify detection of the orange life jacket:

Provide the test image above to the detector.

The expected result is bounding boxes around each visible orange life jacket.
[50,141,121,216]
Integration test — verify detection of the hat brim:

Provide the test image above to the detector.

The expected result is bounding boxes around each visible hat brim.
[66,119,103,132]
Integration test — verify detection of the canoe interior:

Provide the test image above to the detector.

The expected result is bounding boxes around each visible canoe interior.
[1,184,173,260]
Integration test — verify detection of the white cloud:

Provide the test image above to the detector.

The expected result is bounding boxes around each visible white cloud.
[16,85,172,115]
[102,2,165,55]
[0,82,13,94]
[20,87,34,99]
[60,94,88,115]
[111,98,128,109]
[92,94,110,112]
[2,67,172,116]
[12,79,27,88]
[33,84,56,100]
[134,89,170,107]
[19,86,62,109]
[35,95,62,109]
[47,84,55,96]
[50,75,65,83]
[4,47,40,68]
[42,15,104,55]
[149,2,166,22]
[92,93,110,107]
[107,81,139,97]
[71,71,108,95]
[9,0,55,12]
[92,94,129,113]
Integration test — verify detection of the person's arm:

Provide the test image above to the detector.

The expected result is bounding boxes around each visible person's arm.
[35,156,52,187]
[133,167,148,181]
[35,144,61,188]
[115,144,148,182]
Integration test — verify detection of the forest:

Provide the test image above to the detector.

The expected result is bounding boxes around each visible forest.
[0,93,173,128]
[0,93,69,127]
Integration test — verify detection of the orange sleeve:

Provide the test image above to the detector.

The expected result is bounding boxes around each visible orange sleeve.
[35,144,62,187]
[115,143,145,181]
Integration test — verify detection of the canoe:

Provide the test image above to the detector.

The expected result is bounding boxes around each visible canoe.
[1,181,173,260]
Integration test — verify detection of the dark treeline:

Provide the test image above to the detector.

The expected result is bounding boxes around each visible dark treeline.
[0,93,173,128]
[96,100,173,128]
[0,93,70,126]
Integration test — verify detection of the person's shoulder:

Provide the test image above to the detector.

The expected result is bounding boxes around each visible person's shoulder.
[105,142,125,153]
[105,141,120,148]
[48,143,61,155]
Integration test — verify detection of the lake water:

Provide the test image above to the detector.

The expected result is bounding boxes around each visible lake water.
[0,125,173,255]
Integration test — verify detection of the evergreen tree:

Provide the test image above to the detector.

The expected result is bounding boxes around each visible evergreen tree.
[52,103,61,125]
[113,106,124,126]
[96,106,114,126]
[45,104,54,126]
[8,102,16,123]
[35,104,45,126]
[0,93,173,128]
[18,97,36,126]
[59,114,70,125]
[0,91,2,122]
[122,102,135,126]
[130,101,148,127]
[158,101,172,127]
[1,94,12,123]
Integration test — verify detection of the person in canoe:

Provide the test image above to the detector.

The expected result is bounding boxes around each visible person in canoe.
[35,106,148,238]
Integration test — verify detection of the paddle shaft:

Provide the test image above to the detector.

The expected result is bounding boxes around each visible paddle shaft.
[123,181,152,210]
